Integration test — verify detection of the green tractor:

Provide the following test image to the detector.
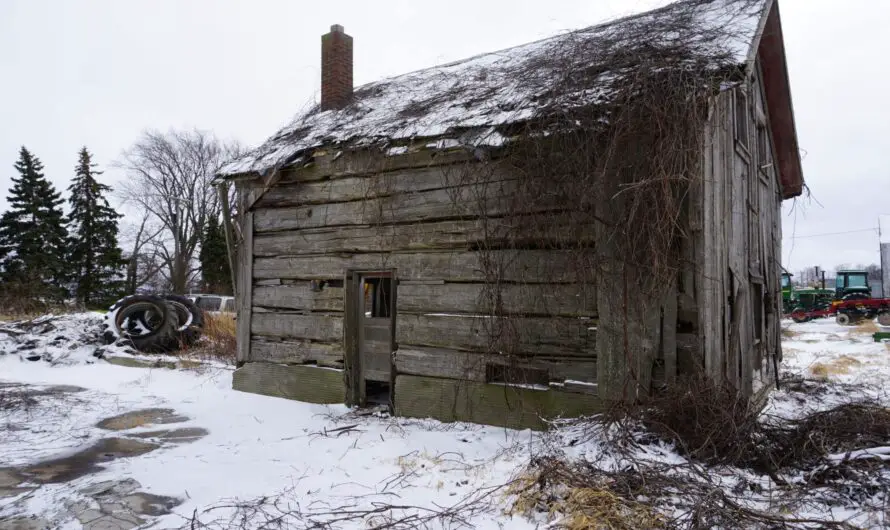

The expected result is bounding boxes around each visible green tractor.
[781,271,794,314]
[834,269,872,301]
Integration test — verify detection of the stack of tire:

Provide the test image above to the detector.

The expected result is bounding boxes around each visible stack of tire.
[102,294,205,353]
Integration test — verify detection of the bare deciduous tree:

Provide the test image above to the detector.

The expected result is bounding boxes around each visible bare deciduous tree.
[119,211,165,294]
[116,129,241,293]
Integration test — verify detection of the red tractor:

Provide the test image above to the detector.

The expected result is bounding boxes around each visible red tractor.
[789,270,890,326]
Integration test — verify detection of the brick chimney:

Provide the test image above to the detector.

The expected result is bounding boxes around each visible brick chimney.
[321,24,353,111]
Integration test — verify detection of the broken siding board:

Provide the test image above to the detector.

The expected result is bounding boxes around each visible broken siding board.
[394,346,596,383]
[253,250,594,283]
[232,363,345,404]
[396,313,596,358]
[393,375,603,430]
[257,164,510,208]
[249,339,343,367]
[253,216,595,256]
[250,313,343,342]
[276,148,489,185]
[253,283,345,312]
[253,180,529,232]
[398,282,596,317]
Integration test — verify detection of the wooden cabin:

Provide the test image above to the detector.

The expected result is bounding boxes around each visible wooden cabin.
[216,0,803,429]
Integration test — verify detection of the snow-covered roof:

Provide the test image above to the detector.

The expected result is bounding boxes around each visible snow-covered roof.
[219,0,768,178]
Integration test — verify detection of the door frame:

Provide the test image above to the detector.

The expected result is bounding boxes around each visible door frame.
[344,268,397,407]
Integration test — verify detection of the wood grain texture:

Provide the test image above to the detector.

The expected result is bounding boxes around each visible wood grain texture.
[235,211,254,363]
[396,313,596,358]
[393,346,597,383]
[233,363,345,404]
[249,338,343,367]
[398,282,596,317]
[253,283,345,312]
[251,313,343,342]
[393,375,603,430]
[253,249,593,283]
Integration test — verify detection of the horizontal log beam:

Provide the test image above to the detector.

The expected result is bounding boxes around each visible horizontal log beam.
[250,313,343,342]
[253,282,345,312]
[253,250,595,283]
[394,346,596,383]
[398,282,596,317]
[253,216,595,256]
[249,338,344,367]
[257,164,508,208]
[396,313,596,358]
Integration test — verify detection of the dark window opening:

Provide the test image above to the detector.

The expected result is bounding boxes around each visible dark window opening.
[365,380,391,407]
[326,279,344,288]
[363,277,392,318]
[223,299,235,312]
[735,89,749,148]
[485,364,549,387]
[756,124,769,169]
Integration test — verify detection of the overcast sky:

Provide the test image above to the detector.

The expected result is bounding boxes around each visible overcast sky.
[1,0,888,275]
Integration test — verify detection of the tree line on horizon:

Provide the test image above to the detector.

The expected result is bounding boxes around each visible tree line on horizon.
[0,129,238,312]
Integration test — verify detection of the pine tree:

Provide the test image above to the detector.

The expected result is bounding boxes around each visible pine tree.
[65,147,125,308]
[198,215,232,295]
[0,147,67,299]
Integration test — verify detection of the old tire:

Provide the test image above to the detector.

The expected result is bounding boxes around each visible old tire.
[878,311,890,327]
[836,313,852,326]
[102,295,180,353]
[163,294,204,347]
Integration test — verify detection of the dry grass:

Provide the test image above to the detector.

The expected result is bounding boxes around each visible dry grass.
[508,463,668,530]
[781,326,797,339]
[181,312,237,364]
[856,320,880,334]
[810,355,863,378]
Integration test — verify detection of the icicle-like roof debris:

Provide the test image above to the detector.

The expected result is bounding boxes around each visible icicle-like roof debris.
[218,0,767,178]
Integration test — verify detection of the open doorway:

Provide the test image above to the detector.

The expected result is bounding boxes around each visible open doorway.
[345,270,397,409]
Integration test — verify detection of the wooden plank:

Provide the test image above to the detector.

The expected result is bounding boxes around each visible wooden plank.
[393,346,596,383]
[232,363,344,404]
[253,179,533,232]
[249,338,343,367]
[253,249,595,283]
[343,272,363,406]
[252,215,593,256]
[398,282,596,317]
[276,147,489,184]
[257,164,510,208]
[393,375,603,430]
[396,313,596,357]
[253,283,344,312]
[235,211,254,363]
[250,313,343,342]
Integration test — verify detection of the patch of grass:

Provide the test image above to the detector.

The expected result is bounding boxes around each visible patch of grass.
[855,320,880,334]
[809,355,862,379]
[781,326,797,339]
[188,312,236,364]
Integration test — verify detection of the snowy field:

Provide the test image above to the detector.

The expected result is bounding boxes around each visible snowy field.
[1,313,889,529]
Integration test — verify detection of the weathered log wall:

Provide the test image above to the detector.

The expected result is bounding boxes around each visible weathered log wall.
[243,152,600,394]
[693,60,783,396]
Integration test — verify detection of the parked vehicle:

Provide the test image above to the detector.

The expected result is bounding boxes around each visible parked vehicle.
[187,294,235,314]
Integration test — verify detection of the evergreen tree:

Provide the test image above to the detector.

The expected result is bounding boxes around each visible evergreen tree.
[198,215,232,295]
[0,147,67,299]
[66,147,125,307]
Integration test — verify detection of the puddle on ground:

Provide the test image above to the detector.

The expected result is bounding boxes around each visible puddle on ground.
[96,408,188,431]
[129,427,208,444]
[0,468,35,499]
[68,479,182,529]
[21,438,159,483]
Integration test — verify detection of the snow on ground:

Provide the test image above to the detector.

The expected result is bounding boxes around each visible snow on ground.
[1,313,889,529]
